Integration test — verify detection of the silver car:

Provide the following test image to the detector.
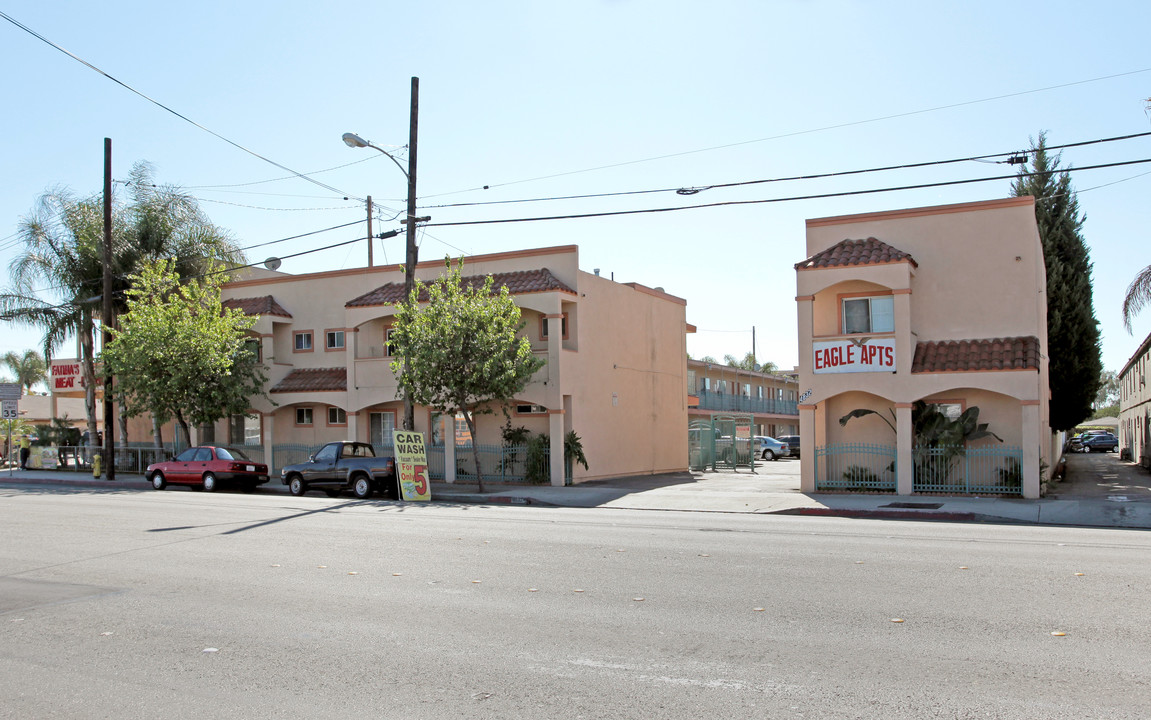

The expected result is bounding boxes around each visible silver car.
[754,436,789,461]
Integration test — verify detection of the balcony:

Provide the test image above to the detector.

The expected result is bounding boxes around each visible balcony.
[692,390,798,416]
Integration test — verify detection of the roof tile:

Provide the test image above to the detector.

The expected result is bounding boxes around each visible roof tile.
[911,336,1041,373]
[222,295,292,318]
[795,237,918,270]
[346,268,576,307]
[270,368,347,393]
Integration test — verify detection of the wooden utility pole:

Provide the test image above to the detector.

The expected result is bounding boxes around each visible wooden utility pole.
[366,195,373,267]
[102,138,115,480]
[402,76,419,431]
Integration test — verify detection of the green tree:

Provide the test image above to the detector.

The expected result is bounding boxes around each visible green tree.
[2,350,47,393]
[723,352,778,373]
[389,258,546,492]
[1095,370,1120,410]
[1122,266,1151,332]
[101,259,269,448]
[0,163,243,449]
[1011,132,1102,431]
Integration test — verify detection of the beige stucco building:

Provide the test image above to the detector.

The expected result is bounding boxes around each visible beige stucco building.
[181,244,689,485]
[1118,332,1151,469]
[794,197,1052,498]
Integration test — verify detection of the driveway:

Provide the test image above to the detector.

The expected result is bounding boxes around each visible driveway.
[1051,450,1151,500]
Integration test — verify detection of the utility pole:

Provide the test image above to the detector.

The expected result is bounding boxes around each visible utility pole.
[752,326,756,369]
[102,138,115,480]
[401,76,420,431]
[366,195,373,267]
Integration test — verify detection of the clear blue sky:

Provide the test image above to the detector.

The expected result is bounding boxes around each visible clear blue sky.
[2,1,1149,382]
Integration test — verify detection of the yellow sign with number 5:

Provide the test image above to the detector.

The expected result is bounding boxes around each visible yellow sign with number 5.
[392,430,431,501]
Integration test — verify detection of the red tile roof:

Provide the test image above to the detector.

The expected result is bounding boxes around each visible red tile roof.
[222,295,292,318]
[270,368,347,393]
[911,336,1041,373]
[795,237,918,270]
[345,268,576,307]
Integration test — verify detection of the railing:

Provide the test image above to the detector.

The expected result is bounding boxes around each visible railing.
[912,445,1023,495]
[814,443,897,491]
[693,391,798,416]
[20,445,173,474]
[451,443,557,484]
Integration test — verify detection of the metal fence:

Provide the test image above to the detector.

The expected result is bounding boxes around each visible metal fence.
[451,443,555,484]
[23,445,172,474]
[814,443,897,491]
[912,445,1023,495]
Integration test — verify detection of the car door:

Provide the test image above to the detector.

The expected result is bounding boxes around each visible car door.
[304,444,339,484]
[190,447,213,481]
[169,447,200,483]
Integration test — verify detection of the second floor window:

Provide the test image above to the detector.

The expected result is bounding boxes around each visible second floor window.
[294,331,313,351]
[843,295,894,334]
[326,330,345,350]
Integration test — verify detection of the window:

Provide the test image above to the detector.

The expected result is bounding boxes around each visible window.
[325,330,345,350]
[743,383,751,398]
[842,295,894,334]
[539,313,569,341]
[294,331,313,352]
[370,411,396,448]
[243,338,262,363]
[295,407,314,425]
[314,444,338,462]
[385,328,397,357]
[700,377,711,393]
[687,370,696,393]
[515,404,548,415]
[328,407,347,425]
[928,402,963,421]
[229,414,261,446]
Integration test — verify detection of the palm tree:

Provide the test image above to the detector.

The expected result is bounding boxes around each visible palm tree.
[1,162,245,450]
[2,350,47,393]
[1122,266,1151,333]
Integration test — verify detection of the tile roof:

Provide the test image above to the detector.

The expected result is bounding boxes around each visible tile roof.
[345,268,576,307]
[270,368,347,393]
[911,336,1041,373]
[222,295,292,318]
[795,237,918,270]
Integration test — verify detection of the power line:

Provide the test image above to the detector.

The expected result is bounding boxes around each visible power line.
[239,220,366,252]
[425,157,1151,228]
[421,68,1151,200]
[0,9,360,201]
[183,155,381,190]
[420,130,1151,210]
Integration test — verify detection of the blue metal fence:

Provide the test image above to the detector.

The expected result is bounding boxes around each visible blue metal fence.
[695,391,798,416]
[814,443,897,491]
[912,445,1023,495]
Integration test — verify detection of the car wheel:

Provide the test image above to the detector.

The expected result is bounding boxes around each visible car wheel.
[150,472,167,490]
[288,476,307,497]
[325,490,340,498]
[352,475,373,499]
[763,450,776,461]
[202,473,218,492]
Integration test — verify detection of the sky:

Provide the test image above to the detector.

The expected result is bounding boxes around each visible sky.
[2,1,1149,384]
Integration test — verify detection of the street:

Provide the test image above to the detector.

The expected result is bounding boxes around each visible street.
[2,485,1150,719]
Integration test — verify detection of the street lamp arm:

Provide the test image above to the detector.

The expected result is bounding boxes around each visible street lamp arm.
[342,132,409,180]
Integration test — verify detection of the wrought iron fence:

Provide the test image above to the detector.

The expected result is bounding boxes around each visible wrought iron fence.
[695,390,798,416]
[26,445,172,474]
[452,443,555,484]
[814,443,897,491]
[912,445,1023,495]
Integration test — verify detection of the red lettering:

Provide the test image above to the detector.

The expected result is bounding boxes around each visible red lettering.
[884,347,894,366]
[846,346,855,364]
[815,350,824,370]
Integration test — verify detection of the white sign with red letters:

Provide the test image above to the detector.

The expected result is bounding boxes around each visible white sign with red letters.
[812,338,896,374]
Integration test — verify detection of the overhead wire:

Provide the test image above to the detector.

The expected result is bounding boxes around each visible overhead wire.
[0,9,360,202]
[421,67,1151,199]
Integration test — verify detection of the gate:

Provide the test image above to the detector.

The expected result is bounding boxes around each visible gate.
[689,414,755,471]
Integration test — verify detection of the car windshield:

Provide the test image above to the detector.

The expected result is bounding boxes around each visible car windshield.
[217,447,251,461]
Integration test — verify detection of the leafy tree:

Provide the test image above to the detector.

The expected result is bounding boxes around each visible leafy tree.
[1122,265,1151,332]
[389,258,545,492]
[1095,370,1120,409]
[3,350,47,393]
[1011,132,1102,431]
[723,352,778,373]
[0,163,242,448]
[101,259,269,448]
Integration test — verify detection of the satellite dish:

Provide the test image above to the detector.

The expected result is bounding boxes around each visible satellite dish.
[264,257,282,271]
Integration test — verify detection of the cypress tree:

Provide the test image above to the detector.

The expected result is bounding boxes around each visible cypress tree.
[1011,132,1102,431]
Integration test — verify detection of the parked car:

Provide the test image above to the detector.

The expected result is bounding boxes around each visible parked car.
[280,441,398,499]
[146,446,270,492]
[1077,433,1118,453]
[754,435,789,461]
[777,435,801,458]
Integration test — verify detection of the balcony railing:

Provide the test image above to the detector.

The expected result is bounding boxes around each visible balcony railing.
[692,390,797,416]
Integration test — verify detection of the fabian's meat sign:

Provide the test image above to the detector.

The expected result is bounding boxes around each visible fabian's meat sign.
[812,338,896,374]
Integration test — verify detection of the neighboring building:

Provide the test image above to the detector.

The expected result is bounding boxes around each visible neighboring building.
[170,245,689,486]
[794,197,1052,498]
[686,359,799,437]
[1118,332,1151,469]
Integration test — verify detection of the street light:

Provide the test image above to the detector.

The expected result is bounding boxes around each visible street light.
[342,76,421,431]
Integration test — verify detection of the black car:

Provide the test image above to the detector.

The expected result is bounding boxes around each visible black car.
[1078,433,1118,453]
[778,435,801,458]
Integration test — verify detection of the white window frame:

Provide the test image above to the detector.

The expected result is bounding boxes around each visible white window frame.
[842,295,895,334]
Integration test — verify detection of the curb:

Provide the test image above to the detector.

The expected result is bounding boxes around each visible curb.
[779,507,979,522]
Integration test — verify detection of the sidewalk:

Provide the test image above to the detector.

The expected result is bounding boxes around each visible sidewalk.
[2,452,1149,529]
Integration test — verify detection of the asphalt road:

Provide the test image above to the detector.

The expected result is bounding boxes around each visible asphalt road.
[1,485,1149,719]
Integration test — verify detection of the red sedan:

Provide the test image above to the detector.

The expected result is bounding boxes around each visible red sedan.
[146,446,270,492]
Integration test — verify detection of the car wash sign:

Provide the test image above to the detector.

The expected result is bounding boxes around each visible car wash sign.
[813,337,896,374]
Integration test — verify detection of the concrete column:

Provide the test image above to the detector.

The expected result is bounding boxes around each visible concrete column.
[263,412,275,474]
[1022,401,1041,499]
[892,289,913,375]
[799,404,816,492]
[545,314,563,408]
[549,409,565,487]
[444,413,456,484]
[346,411,358,443]
[895,403,913,495]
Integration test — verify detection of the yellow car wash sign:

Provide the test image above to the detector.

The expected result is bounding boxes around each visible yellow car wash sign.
[392,430,431,501]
